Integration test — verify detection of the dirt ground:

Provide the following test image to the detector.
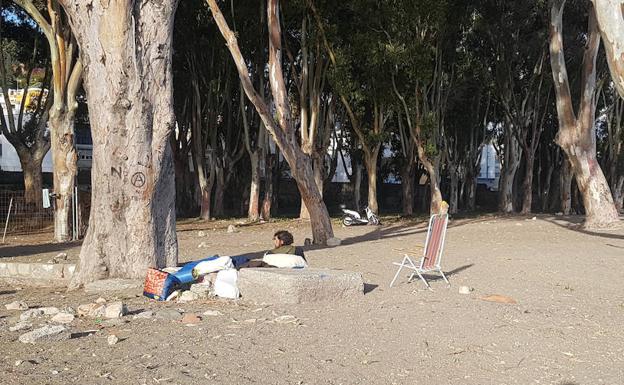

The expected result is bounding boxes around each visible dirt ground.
[1,214,623,385]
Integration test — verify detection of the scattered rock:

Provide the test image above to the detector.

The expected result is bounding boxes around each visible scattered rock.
[178,291,200,303]
[20,309,44,321]
[62,306,76,315]
[95,297,107,304]
[19,325,70,344]
[458,286,472,295]
[52,252,68,263]
[555,212,563,216]
[154,309,182,321]
[15,360,23,366]
[326,237,342,247]
[103,302,127,319]
[84,279,143,294]
[480,294,517,304]
[107,335,119,346]
[40,307,59,315]
[203,310,223,317]
[77,303,106,318]
[181,313,201,325]
[197,231,206,237]
[227,225,238,233]
[9,322,32,332]
[5,301,28,311]
[198,242,208,249]
[51,313,75,324]
[531,216,537,220]
[304,238,312,246]
[190,283,212,298]
[132,310,154,319]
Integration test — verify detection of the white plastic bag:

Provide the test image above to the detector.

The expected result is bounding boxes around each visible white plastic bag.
[213,269,239,299]
[193,256,234,276]
[262,253,308,269]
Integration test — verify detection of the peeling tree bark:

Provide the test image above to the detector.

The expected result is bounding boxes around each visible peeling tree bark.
[549,1,619,228]
[61,0,179,287]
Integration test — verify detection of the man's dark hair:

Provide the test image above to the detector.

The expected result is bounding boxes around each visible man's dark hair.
[274,230,294,245]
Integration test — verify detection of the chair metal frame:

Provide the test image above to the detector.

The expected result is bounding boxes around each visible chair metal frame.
[390,213,450,289]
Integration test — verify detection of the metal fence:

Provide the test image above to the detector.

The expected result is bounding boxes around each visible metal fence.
[1,190,54,240]
[1,189,91,242]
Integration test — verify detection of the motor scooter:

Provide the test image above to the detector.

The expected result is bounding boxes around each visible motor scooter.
[341,205,380,226]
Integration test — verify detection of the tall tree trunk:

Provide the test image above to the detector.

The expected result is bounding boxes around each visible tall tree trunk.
[400,162,415,216]
[49,109,78,242]
[520,152,535,214]
[465,170,477,211]
[421,158,443,215]
[63,0,179,287]
[363,148,380,213]
[560,158,573,215]
[498,130,521,213]
[549,1,619,228]
[213,165,226,217]
[300,155,325,219]
[19,153,44,207]
[449,168,459,215]
[261,154,275,220]
[353,162,363,212]
[248,151,261,221]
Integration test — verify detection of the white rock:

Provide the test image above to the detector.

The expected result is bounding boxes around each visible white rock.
[202,310,223,317]
[15,360,23,366]
[19,325,70,344]
[77,303,106,318]
[95,297,107,304]
[326,237,342,247]
[51,313,75,324]
[103,302,126,319]
[531,216,537,220]
[227,225,238,233]
[54,252,68,261]
[9,322,32,332]
[132,310,154,319]
[107,335,119,346]
[178,291,199,303]
[458,286,472,295]
[40,307,59,315]
[5,301,28,311]
[197,231,206,237]
[198,242,208,249]
[20,309,44,321]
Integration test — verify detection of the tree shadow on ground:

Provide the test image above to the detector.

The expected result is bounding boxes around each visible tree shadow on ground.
[0,240,82,259]
[542,215,624,241]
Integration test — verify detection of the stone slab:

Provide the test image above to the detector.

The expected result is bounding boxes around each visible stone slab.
[0,263,76,287]
[238,268,364,304]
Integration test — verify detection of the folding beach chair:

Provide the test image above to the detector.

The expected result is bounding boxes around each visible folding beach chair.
[390,213,450,289]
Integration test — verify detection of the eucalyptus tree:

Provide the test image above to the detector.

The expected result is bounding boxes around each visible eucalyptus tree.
[549,0,620,228]
[13,0,82,241]
[208,0,334,244]
[0,8,50,207]
[474,0,552,214]
[60,0,179,287]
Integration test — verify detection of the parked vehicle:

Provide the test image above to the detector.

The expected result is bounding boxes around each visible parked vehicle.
[341,205,380,226]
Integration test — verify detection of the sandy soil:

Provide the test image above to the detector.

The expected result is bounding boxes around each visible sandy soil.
[1,214,623,385]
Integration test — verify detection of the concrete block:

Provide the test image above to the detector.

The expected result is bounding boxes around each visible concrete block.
[238,268,364,304]
[0,263,8,277]
[17,263,31,276]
